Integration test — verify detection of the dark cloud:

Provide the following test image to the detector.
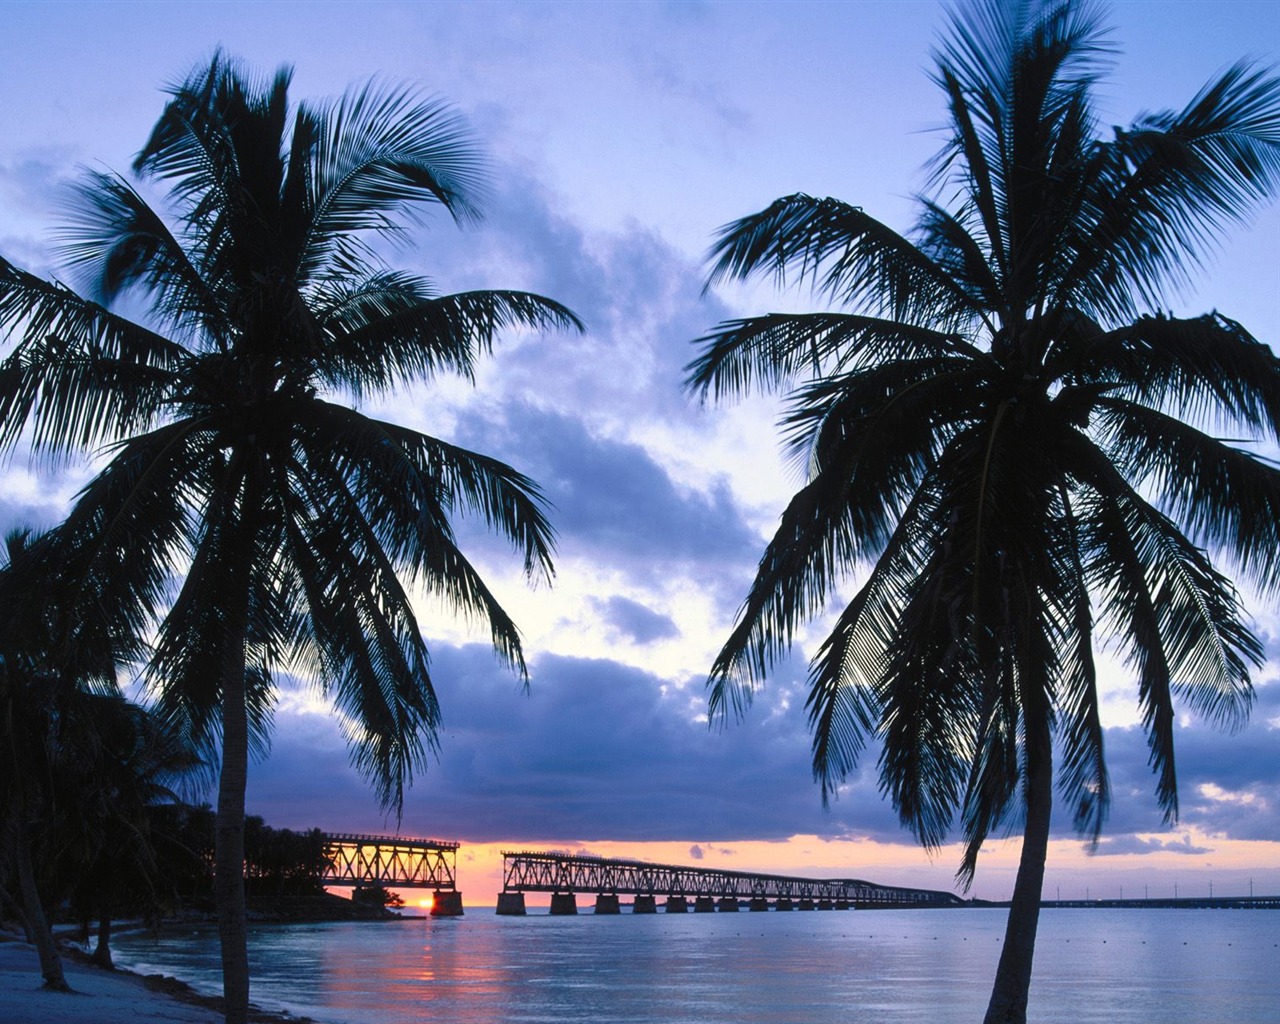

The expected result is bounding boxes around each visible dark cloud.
[592,595,680,644]
[245,641,905,844]
[452,403,760,587]
[688,844,704,860]
[245,642,1280,859]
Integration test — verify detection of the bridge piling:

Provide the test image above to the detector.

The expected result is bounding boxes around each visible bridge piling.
[594,893,621,914]
[431,890,464,916]
[496,892,527,915]
[633,895,657,913]
[550,893,578,915]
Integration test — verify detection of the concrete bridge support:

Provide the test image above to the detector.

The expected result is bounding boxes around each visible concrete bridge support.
[798,898,816,911]
[496,892,527,915]
[717,897,740,912]
[550,893,578,915]
[694,896,716,913]
[664,896,689,913]
[632,895,657,913]
[774,898,794,911]
[431,890,464,916]
[749,897,770,911]
[594,893,621,914]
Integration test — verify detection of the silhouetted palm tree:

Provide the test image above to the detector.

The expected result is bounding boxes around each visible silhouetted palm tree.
[0,529,146,990]
[0,55,578,1023]
[63,698,205,969]
[687,3,1279,1020]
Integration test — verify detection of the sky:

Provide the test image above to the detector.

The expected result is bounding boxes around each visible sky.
[1,0,1277,907]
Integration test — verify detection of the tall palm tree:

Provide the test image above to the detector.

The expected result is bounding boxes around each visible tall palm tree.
[687,2,1279,1020]
[0,55,579,1023]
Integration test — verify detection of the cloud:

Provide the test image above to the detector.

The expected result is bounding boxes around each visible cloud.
[592,595,680,644]
[452,404,758,578]
[242,643,1280,858]
[244,640,912,846]
[1044,676,1280,848]
[1087,834,1212,857]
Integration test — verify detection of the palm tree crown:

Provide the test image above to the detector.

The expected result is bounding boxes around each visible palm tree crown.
[688,2,1279,1021]
[0,54,580,1023]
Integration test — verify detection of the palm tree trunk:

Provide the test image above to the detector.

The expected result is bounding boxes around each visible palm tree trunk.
[215,584,251,1024]
[13,814,71,991]
[90,905,113,969]
[983,716,1053,1024]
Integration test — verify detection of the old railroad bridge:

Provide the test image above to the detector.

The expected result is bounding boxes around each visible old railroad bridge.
[320,833,464,915]
[495,850,961,914]
[317,834,960,916]
[319,836,1280,915]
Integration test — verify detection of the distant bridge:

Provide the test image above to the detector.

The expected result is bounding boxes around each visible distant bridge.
[1039,895,1280,910]
[497,850,964,914]
[320,833,464,915]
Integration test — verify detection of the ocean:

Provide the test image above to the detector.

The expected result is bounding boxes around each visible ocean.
[110,907,1278,1023]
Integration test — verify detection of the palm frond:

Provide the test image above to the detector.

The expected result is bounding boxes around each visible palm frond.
[0,258,185,455]
[297,82,486,280]
[1094,397,1280,594]
[705,194,980,328]
[55,170,221,337]
[685,311,980,402]
[315,279,583,393]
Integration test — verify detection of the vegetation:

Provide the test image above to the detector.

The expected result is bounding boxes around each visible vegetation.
[0,54,578,1023]
[687,2,1280,1021]
[0,529,200,983]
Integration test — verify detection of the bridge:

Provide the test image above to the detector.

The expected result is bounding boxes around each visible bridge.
[320,833,464,915]
[1038,895,1280,910]
[496,850,964,914]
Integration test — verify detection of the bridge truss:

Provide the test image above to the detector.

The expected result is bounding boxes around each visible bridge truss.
[501,851,960,907]
[321,833,458,891]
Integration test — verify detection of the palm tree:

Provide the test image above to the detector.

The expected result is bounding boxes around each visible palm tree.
[0,529,146,990]
[0,55,579,1024]
[64,697,205,969]
[686,3,1280,1021]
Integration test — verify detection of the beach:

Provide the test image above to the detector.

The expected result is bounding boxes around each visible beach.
[0,931,314,1024]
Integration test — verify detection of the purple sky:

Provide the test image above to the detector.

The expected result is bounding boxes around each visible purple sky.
[1,1,1277,899]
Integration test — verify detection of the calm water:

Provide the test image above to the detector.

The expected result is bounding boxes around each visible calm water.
[111,908,1279,1023]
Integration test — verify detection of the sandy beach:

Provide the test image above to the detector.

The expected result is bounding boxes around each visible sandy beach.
[0,932,316,1024]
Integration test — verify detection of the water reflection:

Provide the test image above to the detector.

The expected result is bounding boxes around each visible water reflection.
[111,909,1278,1024]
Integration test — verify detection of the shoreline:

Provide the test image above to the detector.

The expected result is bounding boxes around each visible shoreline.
[0,929,326,1024]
